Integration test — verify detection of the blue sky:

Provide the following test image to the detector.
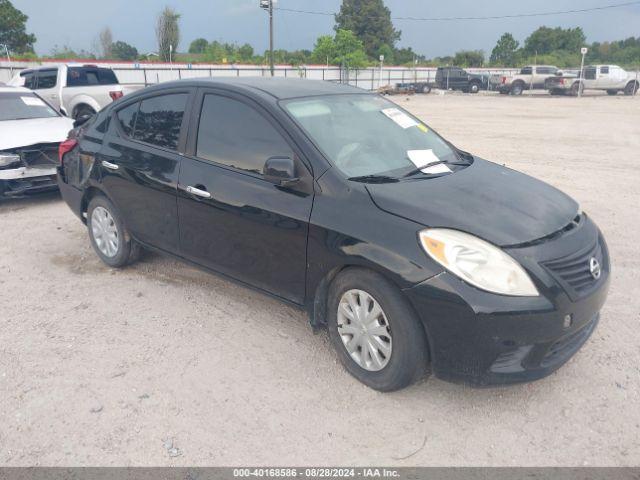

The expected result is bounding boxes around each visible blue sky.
[13,0,640,58]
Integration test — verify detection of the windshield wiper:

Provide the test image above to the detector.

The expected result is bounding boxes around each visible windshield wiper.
[403,160,470,178]
[348,174,399,184]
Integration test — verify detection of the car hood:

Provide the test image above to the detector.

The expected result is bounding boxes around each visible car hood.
[0,117,74,150]
[366,158,579,246]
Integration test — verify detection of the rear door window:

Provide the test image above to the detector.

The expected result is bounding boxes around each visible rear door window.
[132,93,188,150]
[520,67,533,75]
[67,67,119,86]
[600,66,609,75]
[34,69,58,89]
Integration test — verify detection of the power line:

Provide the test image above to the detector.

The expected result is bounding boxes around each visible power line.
[274,1,640,22]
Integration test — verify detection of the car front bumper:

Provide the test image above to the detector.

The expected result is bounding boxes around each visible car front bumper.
[403,216,610,386]
[0,166,58,196]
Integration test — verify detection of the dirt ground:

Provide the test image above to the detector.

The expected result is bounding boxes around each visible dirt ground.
[1,91,639,467]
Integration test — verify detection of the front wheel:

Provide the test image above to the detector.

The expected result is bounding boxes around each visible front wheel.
[570,82,584,96]
[624,81,639,96]
[327,268,429,391]
[87,195,140,268]
[469,82,481,94]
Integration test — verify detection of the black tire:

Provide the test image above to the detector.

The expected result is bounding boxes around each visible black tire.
[510,82,524,95]
[624,81,639,96]
[327,268,429,391]
[606,89,619,96]
[469,81,481,94]
[87,195,139,268]
[570,82,583,97]
[73,104,96,120]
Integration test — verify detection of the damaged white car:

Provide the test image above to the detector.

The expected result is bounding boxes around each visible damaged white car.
[0,86,74,197]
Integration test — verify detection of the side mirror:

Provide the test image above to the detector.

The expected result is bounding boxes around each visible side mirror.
[264,156,299,187]
[73,114,92,128]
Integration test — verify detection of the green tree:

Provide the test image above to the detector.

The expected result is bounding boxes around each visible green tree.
[311,35,336,65]
[523,26,585,56]
[155,6,181,61]
[453,50,485,67]
[188,38,208,54]
[111,41,139,61]
[335,0,400,59]
[237,43,254,62]
[333,29,368,68]
[490,33,520,66]
[0,0,36,54]
[393,46,422,65]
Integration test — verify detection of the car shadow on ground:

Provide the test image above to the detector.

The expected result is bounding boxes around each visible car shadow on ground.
[0,191,62,212]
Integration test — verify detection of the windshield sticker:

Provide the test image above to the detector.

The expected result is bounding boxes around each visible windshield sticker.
[416,124,429,133]
[407,149,452,174]
[381,108,418,129]
[21,96,46,107]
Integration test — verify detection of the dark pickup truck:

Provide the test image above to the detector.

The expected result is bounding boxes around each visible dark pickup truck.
[435,67,490,93]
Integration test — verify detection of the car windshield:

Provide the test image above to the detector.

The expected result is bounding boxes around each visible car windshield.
[0,92,59,121]
[282,94,459,178]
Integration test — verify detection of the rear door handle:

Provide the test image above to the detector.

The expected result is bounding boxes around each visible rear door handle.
[186,185,211,199]
[101,160,119,170]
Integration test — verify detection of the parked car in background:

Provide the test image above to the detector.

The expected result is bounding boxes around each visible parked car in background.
[58,78,609,391]
[0,86,74,197]
[547,65,640,96]
[494,65,560,95]
[8,64,141,119]
[435,67,490,93]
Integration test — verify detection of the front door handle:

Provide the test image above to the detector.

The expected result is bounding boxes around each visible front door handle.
[101,160,119,170]
[186,185,211,199]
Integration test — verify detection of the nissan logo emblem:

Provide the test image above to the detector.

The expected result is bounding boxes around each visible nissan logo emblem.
[589,257,601,280]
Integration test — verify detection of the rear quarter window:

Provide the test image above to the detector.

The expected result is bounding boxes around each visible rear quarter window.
[116,102,140,137]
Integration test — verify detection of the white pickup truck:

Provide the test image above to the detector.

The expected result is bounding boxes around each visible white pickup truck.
[494,65,561,95]
[8,64,142,119]
[546,65,640,96]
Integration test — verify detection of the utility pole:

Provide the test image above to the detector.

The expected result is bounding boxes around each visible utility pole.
[260,0,275,76]
[579,47,588,98]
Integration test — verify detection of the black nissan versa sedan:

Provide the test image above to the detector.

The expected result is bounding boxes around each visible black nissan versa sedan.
[57,78,610,391]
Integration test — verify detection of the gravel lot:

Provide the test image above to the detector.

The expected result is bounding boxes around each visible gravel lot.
[1,91,639,467]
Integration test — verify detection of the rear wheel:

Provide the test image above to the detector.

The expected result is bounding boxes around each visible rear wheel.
[73,104,96,120]
[624,81,639,96]
[87,195,140,268]
[510,82,524,96]
[327,268,429,391]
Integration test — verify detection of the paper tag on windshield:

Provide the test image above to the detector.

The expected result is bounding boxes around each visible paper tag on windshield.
[381,108,418,129]
[407,149,452,174]
[21,96,46,107]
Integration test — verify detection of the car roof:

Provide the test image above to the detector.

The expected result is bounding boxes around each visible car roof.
[137,77,367,100]
[0,86,31,93]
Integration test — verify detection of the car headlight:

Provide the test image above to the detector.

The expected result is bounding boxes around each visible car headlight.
[419,228,539,297]
[0,153,21,168]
